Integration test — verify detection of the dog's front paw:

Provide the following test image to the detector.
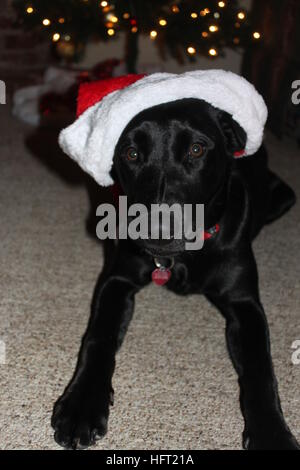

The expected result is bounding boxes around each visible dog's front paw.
[51,385,114,450]
[243,426,300,450]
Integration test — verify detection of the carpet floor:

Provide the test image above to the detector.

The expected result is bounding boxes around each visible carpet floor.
[0,104,300,450]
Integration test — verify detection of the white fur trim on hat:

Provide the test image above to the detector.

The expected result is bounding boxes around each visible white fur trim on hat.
[59,70,268,187]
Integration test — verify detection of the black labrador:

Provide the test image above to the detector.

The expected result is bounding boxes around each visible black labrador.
[52,98,299,450]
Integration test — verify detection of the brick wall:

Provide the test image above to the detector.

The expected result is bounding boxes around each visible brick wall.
[0,0,51,96]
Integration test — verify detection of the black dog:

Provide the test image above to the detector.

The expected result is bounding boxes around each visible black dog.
[52,99,299,450]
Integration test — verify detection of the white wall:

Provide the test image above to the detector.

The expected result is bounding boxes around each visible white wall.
[80,0,252,74]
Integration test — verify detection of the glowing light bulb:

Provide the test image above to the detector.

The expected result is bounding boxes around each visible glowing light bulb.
[106,13,118,22]
[209,25,218,32]
[200,8,210,17]
[52,33,60,42]
[150,30,158,39]
[191,12,198,19]
[42,18,51,26]
[253,31,261,39]
[172,5,179,13]
[131,26,138,33]
[26,6,34,14]
[123,12,130,19]
[187,46,196,55]
[107,28,115,36]
[202,31,208,38]
[58,17,65,24]
[209,48,217,56]
[218,1,225,7]
[237,12,245,20]
[100,1,108,6]
[159,19,167,26]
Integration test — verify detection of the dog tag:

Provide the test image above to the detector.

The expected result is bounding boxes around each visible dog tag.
[151,267,171,286]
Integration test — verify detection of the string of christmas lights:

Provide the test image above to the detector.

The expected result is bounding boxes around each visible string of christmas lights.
[13,0,262,64]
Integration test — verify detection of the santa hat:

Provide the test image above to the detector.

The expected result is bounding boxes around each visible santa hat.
[59,70,268,187]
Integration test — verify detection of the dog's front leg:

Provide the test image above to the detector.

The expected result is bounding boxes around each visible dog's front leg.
[51,244,151,449]
[208,250,300,450]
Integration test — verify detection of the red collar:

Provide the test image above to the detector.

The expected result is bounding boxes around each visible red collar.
[151,222,219,286]
[203,223,220,240]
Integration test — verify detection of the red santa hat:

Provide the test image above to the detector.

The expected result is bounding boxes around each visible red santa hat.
[59,70,268,187]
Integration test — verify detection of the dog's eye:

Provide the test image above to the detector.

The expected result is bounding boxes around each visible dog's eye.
[126,147,139,161]
[189,143,204,158]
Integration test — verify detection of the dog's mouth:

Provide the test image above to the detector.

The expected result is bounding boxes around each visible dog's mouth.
[143,246,182,258]
[135,237,187,258]
[133,231,200,258]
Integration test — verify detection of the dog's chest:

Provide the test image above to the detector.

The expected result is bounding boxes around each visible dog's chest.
[165,259,208,295]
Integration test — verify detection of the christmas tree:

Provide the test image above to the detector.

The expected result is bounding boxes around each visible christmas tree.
[13,0,261,72]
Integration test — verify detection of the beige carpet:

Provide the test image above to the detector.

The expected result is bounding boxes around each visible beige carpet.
[0,104,300,450]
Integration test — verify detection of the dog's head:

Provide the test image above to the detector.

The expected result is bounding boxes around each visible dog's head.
[59,72,267,257]
[113,98,246,256]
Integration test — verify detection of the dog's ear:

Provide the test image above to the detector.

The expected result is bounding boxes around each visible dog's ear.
[217,110,247,156]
